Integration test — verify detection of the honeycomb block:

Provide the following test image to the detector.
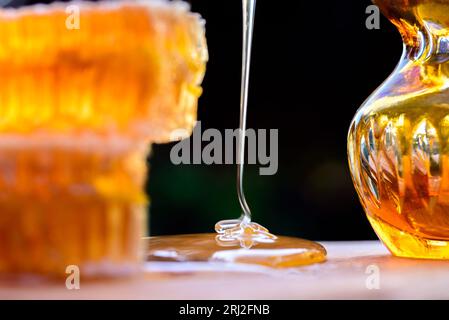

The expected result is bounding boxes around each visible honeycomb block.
[0,0,208,143]
[0,0,207,277]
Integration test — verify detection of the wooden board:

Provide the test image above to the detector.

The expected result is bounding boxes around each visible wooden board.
[1,241,449,299]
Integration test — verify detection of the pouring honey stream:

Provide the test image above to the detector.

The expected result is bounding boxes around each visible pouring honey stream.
[146,0,327,268]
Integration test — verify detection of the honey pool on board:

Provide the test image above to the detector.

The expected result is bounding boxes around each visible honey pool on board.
[0,1,207,277]
[349,0,449,259]
[147,234,326,268]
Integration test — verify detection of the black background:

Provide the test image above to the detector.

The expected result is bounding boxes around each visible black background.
[9,0,403,241]
[150,0,401,241]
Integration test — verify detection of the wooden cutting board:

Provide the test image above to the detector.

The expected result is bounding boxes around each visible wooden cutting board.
[1,241,449,299]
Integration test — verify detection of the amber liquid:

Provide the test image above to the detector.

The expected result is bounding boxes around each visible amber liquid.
[0,1,207,277]
[147,234,326,268]
[350,0,449,259]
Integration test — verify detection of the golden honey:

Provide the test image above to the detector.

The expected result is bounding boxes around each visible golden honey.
[0,140,148,276]
[0,0,206,142]
[349,0,449,259]
[147,234,326,268]
[0,1,207,277]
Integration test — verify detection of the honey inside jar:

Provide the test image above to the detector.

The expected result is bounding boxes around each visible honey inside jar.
[349,0,449,259]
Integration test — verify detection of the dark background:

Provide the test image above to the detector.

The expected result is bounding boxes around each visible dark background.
[9,0,402,241]
[149,0,402,241]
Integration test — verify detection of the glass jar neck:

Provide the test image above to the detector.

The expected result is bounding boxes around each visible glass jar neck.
[375,0,449,63]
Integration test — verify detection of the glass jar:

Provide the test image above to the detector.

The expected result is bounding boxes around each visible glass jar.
[348,0,449,259]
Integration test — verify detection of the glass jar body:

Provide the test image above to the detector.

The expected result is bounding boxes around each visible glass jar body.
[349,0,449,259]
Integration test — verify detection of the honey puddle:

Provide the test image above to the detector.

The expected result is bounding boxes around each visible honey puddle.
[146,234,326,268]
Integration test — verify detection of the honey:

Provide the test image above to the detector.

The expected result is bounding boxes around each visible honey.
[0,0,207,143]
[147,234,326,268]
[0,0,207,277]
[349,0,449,259]
[0,139,148,275]
[146,0,327,269]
